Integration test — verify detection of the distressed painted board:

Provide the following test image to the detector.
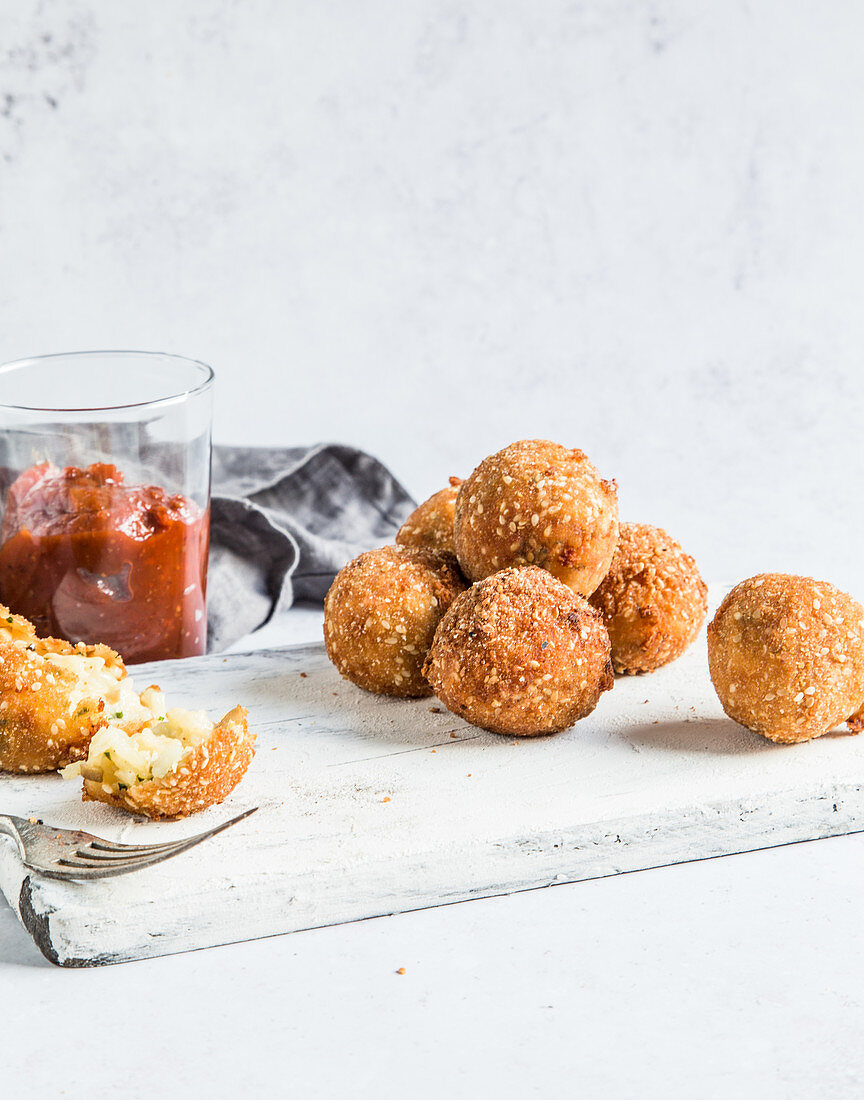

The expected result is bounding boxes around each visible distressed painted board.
[0,633,862,967]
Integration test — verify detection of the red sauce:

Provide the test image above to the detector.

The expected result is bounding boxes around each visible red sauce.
[0,462,208,663]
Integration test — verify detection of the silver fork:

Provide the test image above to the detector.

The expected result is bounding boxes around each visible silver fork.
[0,807,258,880]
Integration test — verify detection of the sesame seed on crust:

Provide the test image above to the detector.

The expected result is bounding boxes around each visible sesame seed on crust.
[424,566,614,736]
[396,477,462,556]
[0,603,123,773]
[324,544,467,697]
[589,523,707,674]
[83,706,255,820]
[453,440,618,597]
[707,574,864,744]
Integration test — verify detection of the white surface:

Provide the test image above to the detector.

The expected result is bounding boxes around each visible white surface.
[7,600,864,968]
[5,826,864,1099]
[1,0,863,1093]
[2,609,864,1097]
[1,1,864,591]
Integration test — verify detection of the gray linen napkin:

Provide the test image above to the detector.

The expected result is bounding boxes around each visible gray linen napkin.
[207,443,416,651]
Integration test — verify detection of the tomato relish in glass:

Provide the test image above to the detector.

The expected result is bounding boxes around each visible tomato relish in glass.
[0,462,208,663]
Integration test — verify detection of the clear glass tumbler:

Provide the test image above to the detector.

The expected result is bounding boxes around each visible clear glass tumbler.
[0,352,213,664]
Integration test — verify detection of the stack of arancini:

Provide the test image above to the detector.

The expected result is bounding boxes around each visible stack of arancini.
[324,439,708,737]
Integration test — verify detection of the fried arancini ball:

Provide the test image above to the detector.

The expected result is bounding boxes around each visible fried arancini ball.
[0,604,132,773]
[589,523,707,674]
[423,566,614,736]
[707,574,864,744]
[396,477,462,555]
[324,545,467,697]
[453,440,618,597]
[79,704,255,820]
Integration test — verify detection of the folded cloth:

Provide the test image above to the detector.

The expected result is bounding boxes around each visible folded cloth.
[207,444,416,652]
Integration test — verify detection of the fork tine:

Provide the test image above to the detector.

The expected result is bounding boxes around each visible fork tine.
[57,849,189,869]
[64,808,258,866]
[83,839,193,855]
[49,838,227,878]
[25,807,259,880]
[48,851,193,878]
[72,842,192,862]
[56,855,170,871]
[81,807,259,854]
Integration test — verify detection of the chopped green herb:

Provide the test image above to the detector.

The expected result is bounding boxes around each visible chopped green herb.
[5,616,12,623]
[114,711,123,719]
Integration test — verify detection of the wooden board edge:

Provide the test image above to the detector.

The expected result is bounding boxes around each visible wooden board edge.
[5,780,863,967]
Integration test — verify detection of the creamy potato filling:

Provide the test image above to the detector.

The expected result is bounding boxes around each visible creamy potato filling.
[44,652,153,722]
[0,614,151,722]
[62,697,214,790]
[60,682,213,787]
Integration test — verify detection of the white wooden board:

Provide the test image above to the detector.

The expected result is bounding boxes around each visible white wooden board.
[1,630,863,966]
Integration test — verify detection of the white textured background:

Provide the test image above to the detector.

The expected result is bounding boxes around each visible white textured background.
[2,0,863,593]
[2,5,864,1097]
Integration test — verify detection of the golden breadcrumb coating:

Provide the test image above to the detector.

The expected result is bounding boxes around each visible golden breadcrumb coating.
[453,440,618,597]
[707,574,864,744]
[0,603,254,820]
[589,523,707,674]
[424,566,614,736]
[0,603,125,773]
[83,706,255,820]
[396,477,462,555]
[324,545,467,697]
